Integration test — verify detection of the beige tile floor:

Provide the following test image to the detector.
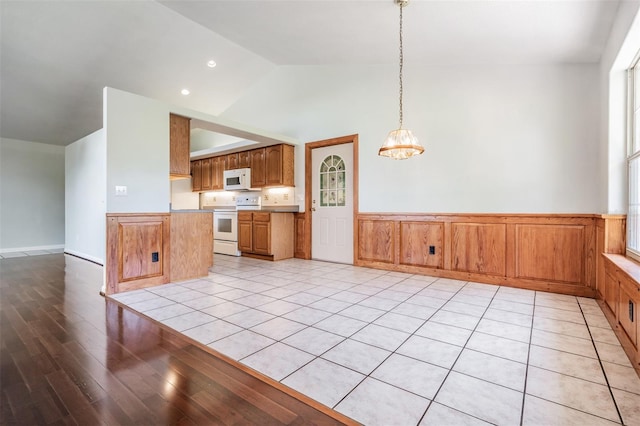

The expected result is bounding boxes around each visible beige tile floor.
[111,254,640,426]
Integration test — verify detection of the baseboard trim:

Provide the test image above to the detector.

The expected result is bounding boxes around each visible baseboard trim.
[64,249,104,266]
[0,244,64,254]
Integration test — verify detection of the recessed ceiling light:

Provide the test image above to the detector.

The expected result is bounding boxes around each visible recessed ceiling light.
[207,60,217,68]
[181,89,190,95]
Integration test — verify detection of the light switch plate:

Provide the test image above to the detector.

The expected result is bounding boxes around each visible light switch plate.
[115,185,127,196]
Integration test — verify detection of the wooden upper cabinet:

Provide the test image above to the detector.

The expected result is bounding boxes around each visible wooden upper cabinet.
[238,151,251,168]
[191,160,202,192]
[191,144,294,191]
[251,148,266,188]
[226,153,238,170]
[201,157,212,191]
[266,144,295,187]
[191,155,225,192]
[211,156,224,190]
[169,114,191,177]
[249,144,294,188]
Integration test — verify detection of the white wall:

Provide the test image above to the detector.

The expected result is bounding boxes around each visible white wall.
[170,178,199,210]
[103,86,298,214]
[0,138,65,251]
[600,3,640,214]
[104,87,171,213]
[65,129,106,264]
[222,64,601,213]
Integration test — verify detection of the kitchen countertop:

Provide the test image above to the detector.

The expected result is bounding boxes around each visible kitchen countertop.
[257,205,299,213]
[170,209,214,213]
[201,206,300,213]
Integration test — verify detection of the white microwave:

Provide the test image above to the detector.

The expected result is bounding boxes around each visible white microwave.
[223,168,252,191]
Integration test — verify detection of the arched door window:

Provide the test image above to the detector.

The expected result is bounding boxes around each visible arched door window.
[319,155,346,207]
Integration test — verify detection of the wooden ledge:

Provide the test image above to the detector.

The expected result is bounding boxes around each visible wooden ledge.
[603,253,640,287]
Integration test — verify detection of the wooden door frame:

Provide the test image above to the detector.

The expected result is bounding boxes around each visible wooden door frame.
[302,134,359,262]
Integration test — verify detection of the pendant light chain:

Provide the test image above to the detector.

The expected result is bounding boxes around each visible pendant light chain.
[398,2,404,129]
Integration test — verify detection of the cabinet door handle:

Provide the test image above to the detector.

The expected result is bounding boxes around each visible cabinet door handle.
[630,300,635,323]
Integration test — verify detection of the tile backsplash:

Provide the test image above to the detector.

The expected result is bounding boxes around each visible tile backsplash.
[200,191,238,208]
[262,187,295,206]
[200,187,297,208]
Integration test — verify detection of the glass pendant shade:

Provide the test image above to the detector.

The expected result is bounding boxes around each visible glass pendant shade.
[378,129,424,160]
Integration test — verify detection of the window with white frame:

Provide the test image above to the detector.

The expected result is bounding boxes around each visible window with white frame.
[629,53,640,262]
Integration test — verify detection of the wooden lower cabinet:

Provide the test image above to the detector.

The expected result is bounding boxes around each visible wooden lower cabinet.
[238,219,253,253]
[619,275,638,347]
[605,270,618,315]
[602,254,640,370]
[253,214,271,255]
[238,211,293,260]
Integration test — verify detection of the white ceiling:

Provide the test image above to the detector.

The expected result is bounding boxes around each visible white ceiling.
[0,0,621,146]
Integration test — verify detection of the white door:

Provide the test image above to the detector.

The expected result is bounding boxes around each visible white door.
[311,143,353,263]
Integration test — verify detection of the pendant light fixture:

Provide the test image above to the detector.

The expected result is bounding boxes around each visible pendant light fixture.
[378,0,424,160]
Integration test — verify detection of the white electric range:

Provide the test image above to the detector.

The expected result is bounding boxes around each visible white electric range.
[211,195,262,256]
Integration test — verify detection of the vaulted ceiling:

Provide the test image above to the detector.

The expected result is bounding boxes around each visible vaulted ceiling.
[0,0,621,146]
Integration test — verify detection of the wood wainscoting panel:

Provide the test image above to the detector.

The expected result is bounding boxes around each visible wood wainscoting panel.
[515,224,584,284]
[399,221,444,268]
[355,213,603,297]
[106,214,171,294]
[603,215,627,254]
[119,221,164,281]
[358,219,395,263]
[451,223,506,276]
[170,212,213,282]
[597,218,606,297]
[596,215,627,302]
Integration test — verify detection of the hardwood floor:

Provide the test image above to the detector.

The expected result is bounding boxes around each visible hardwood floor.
[0,254,356,425]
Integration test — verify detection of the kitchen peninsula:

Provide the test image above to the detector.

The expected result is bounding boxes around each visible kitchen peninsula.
[105,210,213,295]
